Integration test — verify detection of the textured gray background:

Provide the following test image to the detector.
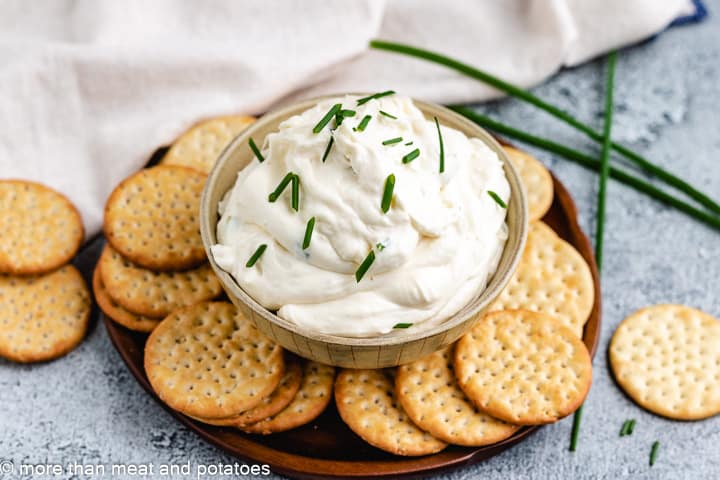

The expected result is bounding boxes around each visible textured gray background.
[1,5,719,480]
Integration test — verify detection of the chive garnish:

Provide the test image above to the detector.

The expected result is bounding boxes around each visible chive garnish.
[357,90,395,106]
[339,109,356,117]
[322,137,334,162]
[434,116,444,173]
[626,419,636,435]
[649,441,660,466]
[291,175,300,211]
[354,115,372,132]
[246,244,267,268]
[302,217,315,249]
[382,137,403,145]
[268,172,295,202]
[381,174,395,213]
[619,420,631,437]
[487,190,507,209]
[249,138,264,163]
[393,323,413,329]
[355,250,375,282]
[568,404,583,452]
[376,242,386,251]
[402,148,420,164]
[379,110,397,119]
[313,103,342,133]
[404,141,413,146]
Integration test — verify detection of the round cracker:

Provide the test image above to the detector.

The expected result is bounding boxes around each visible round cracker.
[490,222,594,337]
[144,301,284,419]
[396,346,520,446]
[98,245,222,318]
[192,356,302,427]
[503,146,553,221]
[609,304,720,420]
[104,165,207,271]
[162,115,256,174]
[242,360,335,434]
[0,265,90,363]
[455,310,592,425]
[335,368,447,456]
[92,264,159,333]
[0,180,84,275]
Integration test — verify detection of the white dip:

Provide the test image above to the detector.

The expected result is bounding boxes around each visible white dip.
[211,94,510,337]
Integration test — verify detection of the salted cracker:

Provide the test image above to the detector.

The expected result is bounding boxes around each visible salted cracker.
[503,146,554,221]
[92,265,159,333]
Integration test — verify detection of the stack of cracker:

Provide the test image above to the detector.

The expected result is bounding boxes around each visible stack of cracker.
[0,180,91,363]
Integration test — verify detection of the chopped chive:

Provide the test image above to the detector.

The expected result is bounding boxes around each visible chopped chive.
[313,103,342,133]
[268,172,295,202]
[626,419,636,435]
[649,441,660,466]
[402,148,420,164]
[302,217,315,249]
[357,90,395,106]
[379,110,397,119]
[354,115,372,132]
[355,250,375,282]
[322,136,334,162]
[434,116,444,173]
[291,174,300,212]
[339,109,356,117]
[619,420,631,437]
[335,112,344,128]
[569,404,583,451]
[382,137,403,145]
[381,174,395,213]
[249,138,264,163]
[245,244,267,268]
[376,242,386,251]
[393,323,413,329]
[404,141,413,146]
[487,190,507,208]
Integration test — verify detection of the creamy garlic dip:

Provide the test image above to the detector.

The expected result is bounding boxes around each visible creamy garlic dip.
[211,94,510,337]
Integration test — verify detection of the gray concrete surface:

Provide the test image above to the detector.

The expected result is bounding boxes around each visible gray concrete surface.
[1,5,719,480]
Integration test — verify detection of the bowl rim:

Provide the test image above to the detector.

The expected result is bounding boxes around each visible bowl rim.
[200,94,528,347]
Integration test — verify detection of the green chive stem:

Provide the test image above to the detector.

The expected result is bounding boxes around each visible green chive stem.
[627,419,636,435]
[487,190,507,209]
[369,40,720,215]
[357,90,395,106]
[355,250,376,282]
[569,404,583,452]
[451,106,720,231]
[248,138,264,163]
[379,110,397,119]
[382,137,403,145]
[322,137,334,163]
[339,109,356,117]
[393,323,413,329]
[268,172,295,202]
[302,217,315,250]
[405,141,413,146]
[246,244,267,268]
[619,420,630,437]
[291,174,300,212]
[355,115,372,132]
[595,51,616,271]
[402,148,420,164]
[313,103,342,133]
[434,116,445,173]
[650,441,660,466]
[381,174,395,213]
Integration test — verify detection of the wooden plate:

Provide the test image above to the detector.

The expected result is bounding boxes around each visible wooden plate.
[104,170,601,479]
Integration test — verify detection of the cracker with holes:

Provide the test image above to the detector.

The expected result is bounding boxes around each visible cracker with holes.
[503,146,553,221]
[193,356,302,427]
[98,245,222,318]
[144,301,284,419]
[335,368,447,456]
[242,360,335,434]
[92,265,159,333]
[490,221,594,337]
[455,310,592,425]
[396,346,520,446]
[162,115,256,174]
[104,165,207,271]
[610,304,720,420]
[0,265,90,363]
[0,180,84,275]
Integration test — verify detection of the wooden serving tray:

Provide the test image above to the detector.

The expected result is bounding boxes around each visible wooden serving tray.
[104,171,601,479]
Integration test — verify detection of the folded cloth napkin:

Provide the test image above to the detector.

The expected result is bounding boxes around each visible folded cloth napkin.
[0,0,704,237]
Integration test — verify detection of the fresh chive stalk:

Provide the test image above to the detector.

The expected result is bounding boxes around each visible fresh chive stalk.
[382,137,403,145]
[569,404,583,452]
[369,40,720,215]
[402,148,420,164]
[355,250,376,282]
[313,103,342,133]
[405,141,413,146]
[434,116,445,173]
[619,420,630,437]
[450,106,720,231]
[487,191,507,208]
[381,174,395,213]
[626,419,636,435]
[291,175,300,211]
[650,441,660,466]
[302,217,315,249]
[355,115,372,132]
[379,110,397,119]
[322,137,334,162]
[339,109,356,117]
[248,138,264,163]
[393,323,413,329]
[246,244,267,268]
[268,172,295,202]
[357,90,395,106]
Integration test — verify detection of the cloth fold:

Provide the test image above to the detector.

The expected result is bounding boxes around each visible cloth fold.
[0,0,703,236]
